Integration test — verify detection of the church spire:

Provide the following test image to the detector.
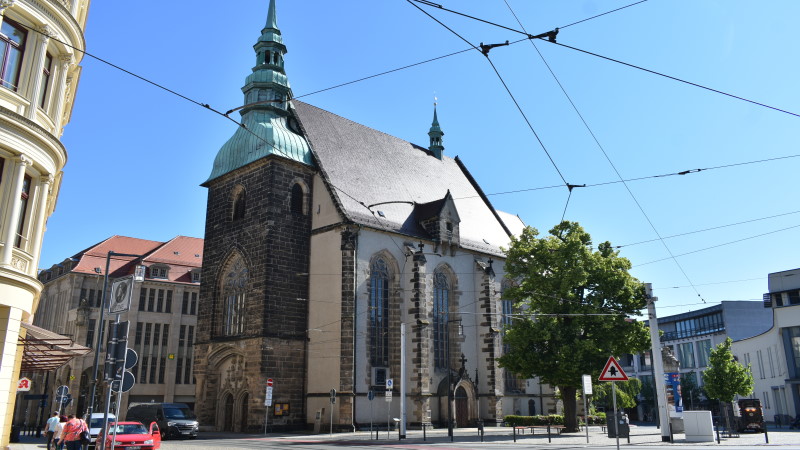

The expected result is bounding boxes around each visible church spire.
[428,102,444,160]
[204,0,312,185]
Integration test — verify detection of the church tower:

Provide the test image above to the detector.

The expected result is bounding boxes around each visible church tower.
[195,0,313,431]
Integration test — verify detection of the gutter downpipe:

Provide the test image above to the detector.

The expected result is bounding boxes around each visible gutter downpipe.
[352,225,359,433]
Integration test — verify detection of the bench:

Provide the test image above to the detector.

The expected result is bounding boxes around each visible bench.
[514,425,566,435]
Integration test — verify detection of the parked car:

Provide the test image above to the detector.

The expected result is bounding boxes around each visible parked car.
[97,421,161,449]
[87,413,116,446]
[126,403,198,439]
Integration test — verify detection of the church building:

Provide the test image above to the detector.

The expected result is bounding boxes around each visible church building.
[194,0,553,432]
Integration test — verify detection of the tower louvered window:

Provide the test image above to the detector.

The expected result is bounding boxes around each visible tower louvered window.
[222,255,248,336]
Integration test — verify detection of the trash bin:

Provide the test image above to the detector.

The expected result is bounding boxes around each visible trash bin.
[607,412,630,438]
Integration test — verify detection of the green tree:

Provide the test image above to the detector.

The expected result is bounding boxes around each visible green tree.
[680,372,702,410]
[702,338,754,427]
[592,378,642,411]
[498,222,650,432]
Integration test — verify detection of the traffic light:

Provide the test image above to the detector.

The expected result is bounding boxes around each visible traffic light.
[103,321,136,390]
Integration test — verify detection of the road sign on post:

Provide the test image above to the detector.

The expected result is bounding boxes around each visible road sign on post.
[598,356,629,381]
[385,379,393,402]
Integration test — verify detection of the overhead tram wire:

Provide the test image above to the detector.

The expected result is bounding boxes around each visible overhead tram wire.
[453,153,800,200]
[633,223,800,267]
[413,1,800,119]
[405,0,570,190]
[498,0,708,302]
[616,208,800,248]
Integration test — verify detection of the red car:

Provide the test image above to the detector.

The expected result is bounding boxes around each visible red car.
[98,421,161,449]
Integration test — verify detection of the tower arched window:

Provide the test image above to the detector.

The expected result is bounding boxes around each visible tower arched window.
[232,187,246,220]
[433,270,450,370]
[222,255,248,336]
[290,183,303,214]
[369,258,390,367]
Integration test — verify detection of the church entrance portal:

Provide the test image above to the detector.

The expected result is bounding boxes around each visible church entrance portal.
[455,386,469,427]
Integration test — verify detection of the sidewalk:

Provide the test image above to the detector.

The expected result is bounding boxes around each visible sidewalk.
[8,424,800,448]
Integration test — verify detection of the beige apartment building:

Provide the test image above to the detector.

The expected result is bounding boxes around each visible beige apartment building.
[0,0,91,445]
[16,235,201,428]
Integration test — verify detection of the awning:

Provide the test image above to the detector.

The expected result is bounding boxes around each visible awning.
[17,322,92,372]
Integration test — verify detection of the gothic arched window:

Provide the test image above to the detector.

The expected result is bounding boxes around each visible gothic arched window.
[433,270,450,370]
[369,258,390,367]
[290,183,303,214]
[232,187,246,221]
[222,255,248,336]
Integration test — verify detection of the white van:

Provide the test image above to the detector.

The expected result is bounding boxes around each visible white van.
[87,413,116,446]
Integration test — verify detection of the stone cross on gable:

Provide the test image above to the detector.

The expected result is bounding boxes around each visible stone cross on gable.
[459,353,468,370]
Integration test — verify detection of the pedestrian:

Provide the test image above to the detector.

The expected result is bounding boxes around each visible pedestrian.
[44,411,59,450]
[53,415,67,450]
[61,414,87,450]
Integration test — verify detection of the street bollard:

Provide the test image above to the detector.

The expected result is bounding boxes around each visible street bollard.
[422,422,426,441]
[513,424,517,442]
[478,420,484,442]
[764,421,769,444]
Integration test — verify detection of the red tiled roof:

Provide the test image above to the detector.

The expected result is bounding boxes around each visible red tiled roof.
[64,235,203,284]
[71,236,164,277]
[143,236,203,267]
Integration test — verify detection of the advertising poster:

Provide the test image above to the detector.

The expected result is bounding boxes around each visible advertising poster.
[664,372,683,416]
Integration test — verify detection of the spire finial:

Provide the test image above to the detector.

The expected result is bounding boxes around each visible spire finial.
[266,0,278,30]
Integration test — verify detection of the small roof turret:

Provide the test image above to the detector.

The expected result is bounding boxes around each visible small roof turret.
[428,104,444,160]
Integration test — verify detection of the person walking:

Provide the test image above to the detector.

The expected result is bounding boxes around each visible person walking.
[44,412,59,450]
[61,415,87,450]
[53,415,67,450]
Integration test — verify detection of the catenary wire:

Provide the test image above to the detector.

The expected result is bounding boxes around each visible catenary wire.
[617,209,800,248]
[634,223,800,267]
[411,0,800,119]
[501,0,706,303]
[453,153,800,199]
[406,0,570,187]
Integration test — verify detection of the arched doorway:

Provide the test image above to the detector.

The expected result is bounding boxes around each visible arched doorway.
[239,393,249,432]
[223,393,234,431]
[455,386,469,427]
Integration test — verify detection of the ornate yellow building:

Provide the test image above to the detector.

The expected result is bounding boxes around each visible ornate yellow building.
[0,0,90,445]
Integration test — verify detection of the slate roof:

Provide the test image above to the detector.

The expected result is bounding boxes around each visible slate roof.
[292,101,516,256]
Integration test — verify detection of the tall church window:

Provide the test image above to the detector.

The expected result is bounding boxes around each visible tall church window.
[290,183,303,214]
[369,258,389,368]
[222,255,248,336]
[0,18,26,91]
[232,186,246,221]
[433,270,450,370]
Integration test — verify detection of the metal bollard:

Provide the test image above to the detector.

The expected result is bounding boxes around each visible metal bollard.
[547,424,552,443]
[764,421,769,444]
[422,422,426,441]
[513,424,517,442]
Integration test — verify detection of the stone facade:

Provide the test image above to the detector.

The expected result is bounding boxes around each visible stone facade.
[196,157,313,431]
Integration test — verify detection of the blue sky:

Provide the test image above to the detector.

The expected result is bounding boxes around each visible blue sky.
[43,0,800,317]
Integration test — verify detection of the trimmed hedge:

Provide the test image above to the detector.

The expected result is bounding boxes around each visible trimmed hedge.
[505,413,606,426]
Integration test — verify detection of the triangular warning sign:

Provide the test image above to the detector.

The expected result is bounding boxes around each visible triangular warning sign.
[598,356,629,381]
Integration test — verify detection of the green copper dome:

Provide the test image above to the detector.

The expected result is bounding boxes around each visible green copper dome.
[204,0,312,185]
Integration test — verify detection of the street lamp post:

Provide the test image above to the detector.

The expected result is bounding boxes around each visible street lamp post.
[85,252,144,431]
[446,319,462,442]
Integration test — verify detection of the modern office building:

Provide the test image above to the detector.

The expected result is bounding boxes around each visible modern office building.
[623,301,772,419]
[0,0,90,444]
[733,268,800,424]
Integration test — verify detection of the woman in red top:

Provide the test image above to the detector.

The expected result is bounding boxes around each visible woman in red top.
[61,415,87,450]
